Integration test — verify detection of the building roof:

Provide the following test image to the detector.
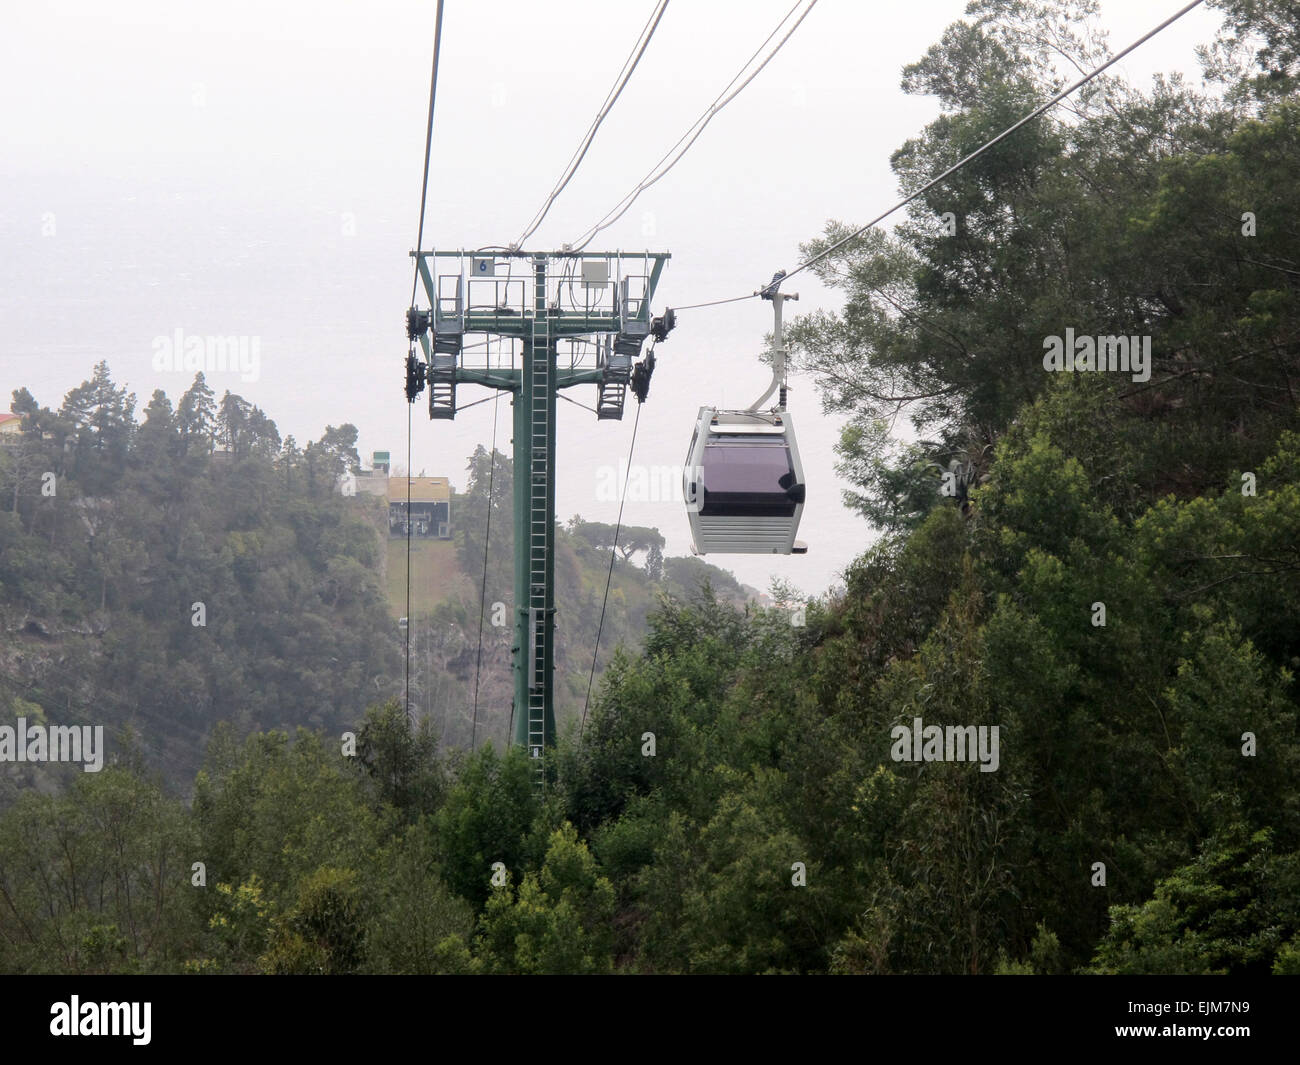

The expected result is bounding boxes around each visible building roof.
[0,412,22,426]
[388,476,450,503]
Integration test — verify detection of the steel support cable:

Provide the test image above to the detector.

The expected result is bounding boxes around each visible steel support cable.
[557,391,601,416]
[570,0,818,252]
[470,348,502,751]
[672,292,759,311]
[515,0,671,248]
[405,0,446,723]
[658,0,1206,314]
[783,0,1206,283]
[580,383,646,739]
[409,0,446,306]
[404,404,413,721]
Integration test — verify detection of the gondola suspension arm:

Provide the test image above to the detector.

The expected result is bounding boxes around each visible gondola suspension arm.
[747,270,797,413]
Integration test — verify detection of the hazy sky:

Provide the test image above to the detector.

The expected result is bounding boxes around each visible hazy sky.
[1,0,1223,596]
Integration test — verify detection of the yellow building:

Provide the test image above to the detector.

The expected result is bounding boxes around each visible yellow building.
[388,476,451,538]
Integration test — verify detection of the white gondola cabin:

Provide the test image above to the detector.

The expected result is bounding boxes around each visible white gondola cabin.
[683,407,807,555]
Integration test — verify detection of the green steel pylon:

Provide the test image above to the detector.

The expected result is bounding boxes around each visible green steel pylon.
[407,249,670,785]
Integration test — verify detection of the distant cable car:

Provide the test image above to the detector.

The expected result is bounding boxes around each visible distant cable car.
[681,271,807,555]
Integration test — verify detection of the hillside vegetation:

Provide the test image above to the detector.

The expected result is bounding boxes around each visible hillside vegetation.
[0,370,399,789]
[0,366,752,785]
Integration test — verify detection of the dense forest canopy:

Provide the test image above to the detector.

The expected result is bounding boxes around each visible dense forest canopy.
[0,364,750,786]
[1,0,1298,975]
[1,368,396,786]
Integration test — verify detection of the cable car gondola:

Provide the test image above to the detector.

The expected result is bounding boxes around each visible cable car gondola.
[683,407,807,554]
[681,272,807,555]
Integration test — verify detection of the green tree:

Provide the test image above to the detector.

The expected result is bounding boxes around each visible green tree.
[353,699,446,818]
[363,824,477,974]
[476,823,616,974]
[0,766,197,973]
[261,866,367,975]
[435,744,538,908]
[1089,821,1300,975]
[176,372,216,454]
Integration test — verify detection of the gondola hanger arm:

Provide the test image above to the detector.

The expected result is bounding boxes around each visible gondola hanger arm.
[748,271,798,413]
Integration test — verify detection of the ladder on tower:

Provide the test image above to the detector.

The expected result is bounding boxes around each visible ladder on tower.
[526,294,550,789]
[428,334,459,419]
[596,334,639,420]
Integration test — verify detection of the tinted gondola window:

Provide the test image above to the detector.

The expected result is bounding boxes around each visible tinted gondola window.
[700,438,799,517]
